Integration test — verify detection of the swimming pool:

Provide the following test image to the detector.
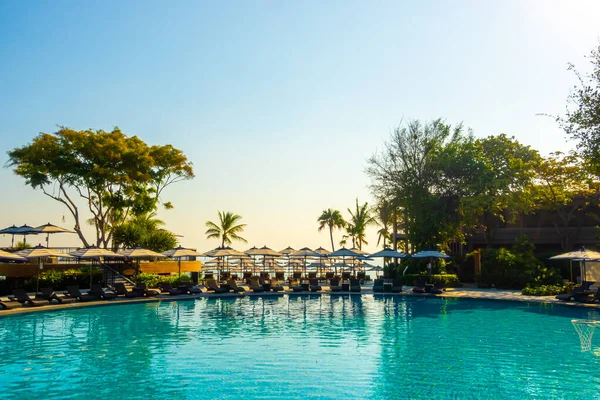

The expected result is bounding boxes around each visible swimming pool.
[0,295,599,399]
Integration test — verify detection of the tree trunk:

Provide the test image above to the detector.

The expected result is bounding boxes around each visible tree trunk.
[329,227,335,251]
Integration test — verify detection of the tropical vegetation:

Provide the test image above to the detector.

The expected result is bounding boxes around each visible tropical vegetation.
[317,208,346,251]
[112,212,177,252]
[205,211,247,247]
[7,127,194,248]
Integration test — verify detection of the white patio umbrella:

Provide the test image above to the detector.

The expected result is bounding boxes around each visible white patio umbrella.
[549,247,600,283]
[16,245,73,293]
[291,247,321,276]
[70,246,124,287]
[119,247,166,275]
[161,246,205,277]
[328,247,360,276]
[34,223,75,248]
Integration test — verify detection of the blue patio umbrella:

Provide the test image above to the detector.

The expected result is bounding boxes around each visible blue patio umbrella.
[412,250,450,276]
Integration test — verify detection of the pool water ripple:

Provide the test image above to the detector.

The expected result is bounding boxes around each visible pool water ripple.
[1,295,599,399]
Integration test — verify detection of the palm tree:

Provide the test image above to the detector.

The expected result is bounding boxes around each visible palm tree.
[347,198,375,250]
[205,211,247,248]
[374,200,393,248]
[317,208,346,251]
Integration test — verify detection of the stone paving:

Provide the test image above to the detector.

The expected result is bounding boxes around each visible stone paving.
[1,285,598,317]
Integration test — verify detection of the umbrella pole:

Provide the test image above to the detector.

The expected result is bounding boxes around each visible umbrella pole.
[178,258,181,277]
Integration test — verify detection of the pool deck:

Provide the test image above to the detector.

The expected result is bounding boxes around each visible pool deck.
[0,286,598,317]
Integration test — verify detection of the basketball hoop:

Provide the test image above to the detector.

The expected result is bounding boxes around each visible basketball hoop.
[572,319,600,352]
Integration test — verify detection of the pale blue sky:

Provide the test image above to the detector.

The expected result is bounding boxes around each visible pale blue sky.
[1,1,599,252]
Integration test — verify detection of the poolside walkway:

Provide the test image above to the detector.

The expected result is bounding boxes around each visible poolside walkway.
[1,285,598,317]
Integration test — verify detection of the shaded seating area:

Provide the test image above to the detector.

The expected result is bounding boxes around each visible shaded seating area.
[134,282,160,296]
[89,284,117,300]
[412,279,427,294]
[179,281,202,294]
[248,278,265,293]
[36,287,75,304]
[350,278,361,292]
[270,279,284,292]
[226,279,246,293]
[556,281,595,302]
[329,278,342,292]
[114,282,145,298]
[204,279,230,294]
[158,282,186,295]
[373,278,384,293]
[12,288,48,306]
[309,278,322,292]
[66,285,98,302]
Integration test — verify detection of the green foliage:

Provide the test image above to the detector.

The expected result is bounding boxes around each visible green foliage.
[367,119,541,251]
[112,212,177,252]
[14,242,32,251]
[341,199,374,250]
[23,267,103,291]
[555,44,600,176]
[135,273,191,288]
[7,127,194,248]
[394,273,460,287]
[521,284,569,296]
[205,211,247,248]
[477,235,543,289]
[317,208,346,251]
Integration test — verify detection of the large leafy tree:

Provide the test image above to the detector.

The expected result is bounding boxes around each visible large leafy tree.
[205,211,247,248]
[317,208,346,251]
[367,119,540,250]
[534,151,600,249]
[556,44,600,175]
[7,127,194,248]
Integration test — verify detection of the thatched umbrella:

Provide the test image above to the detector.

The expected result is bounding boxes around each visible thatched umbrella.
[16,245,73,293]
[34,223,75,248]
[161,246,205,277]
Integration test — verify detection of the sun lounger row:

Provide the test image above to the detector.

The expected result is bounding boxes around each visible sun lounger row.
[556,281,599,303]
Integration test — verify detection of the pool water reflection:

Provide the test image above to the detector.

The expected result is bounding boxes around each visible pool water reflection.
[0,295,599,399]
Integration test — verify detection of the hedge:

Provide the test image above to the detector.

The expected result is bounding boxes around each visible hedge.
[395,273,461,287]
[24,268,104,291]
[135,273,191,288]
[521,284,569,296]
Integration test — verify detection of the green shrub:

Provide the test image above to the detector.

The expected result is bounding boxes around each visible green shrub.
[24,268,103,290]
[395,273,460,287]
[521,284,569,296]
[135,273,191,288]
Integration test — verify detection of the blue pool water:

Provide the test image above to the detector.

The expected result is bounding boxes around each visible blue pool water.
[0,295,599,399]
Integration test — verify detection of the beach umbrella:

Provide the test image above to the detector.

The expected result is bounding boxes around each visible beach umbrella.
[0,225,21,248]
[291,247,321,276]
[412,250,450,277]
[70,246,124,287]
[279,246,296,255]
[6,225,40,246]
[254,246,282,273]
[119,247,166,276]
[369,248,408,275]
[328,247,360,276]
[0,249,26,262]
[411,250,450,259]
[162,245,205,277]
[369,248,408,259]
[208,247,246,279]
[16,245,73,293]
[349,247,369,256]
[550,247,600,283]
[34,223,75,247]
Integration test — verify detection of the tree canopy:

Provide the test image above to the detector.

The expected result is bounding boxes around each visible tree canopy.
[205,211,247,248]
[7,127,194,248]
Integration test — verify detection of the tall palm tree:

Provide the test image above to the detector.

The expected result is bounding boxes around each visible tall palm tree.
[317,208,346,251]
[347,198,375,250]
[374,200,393,248]
[205,211,247,248]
